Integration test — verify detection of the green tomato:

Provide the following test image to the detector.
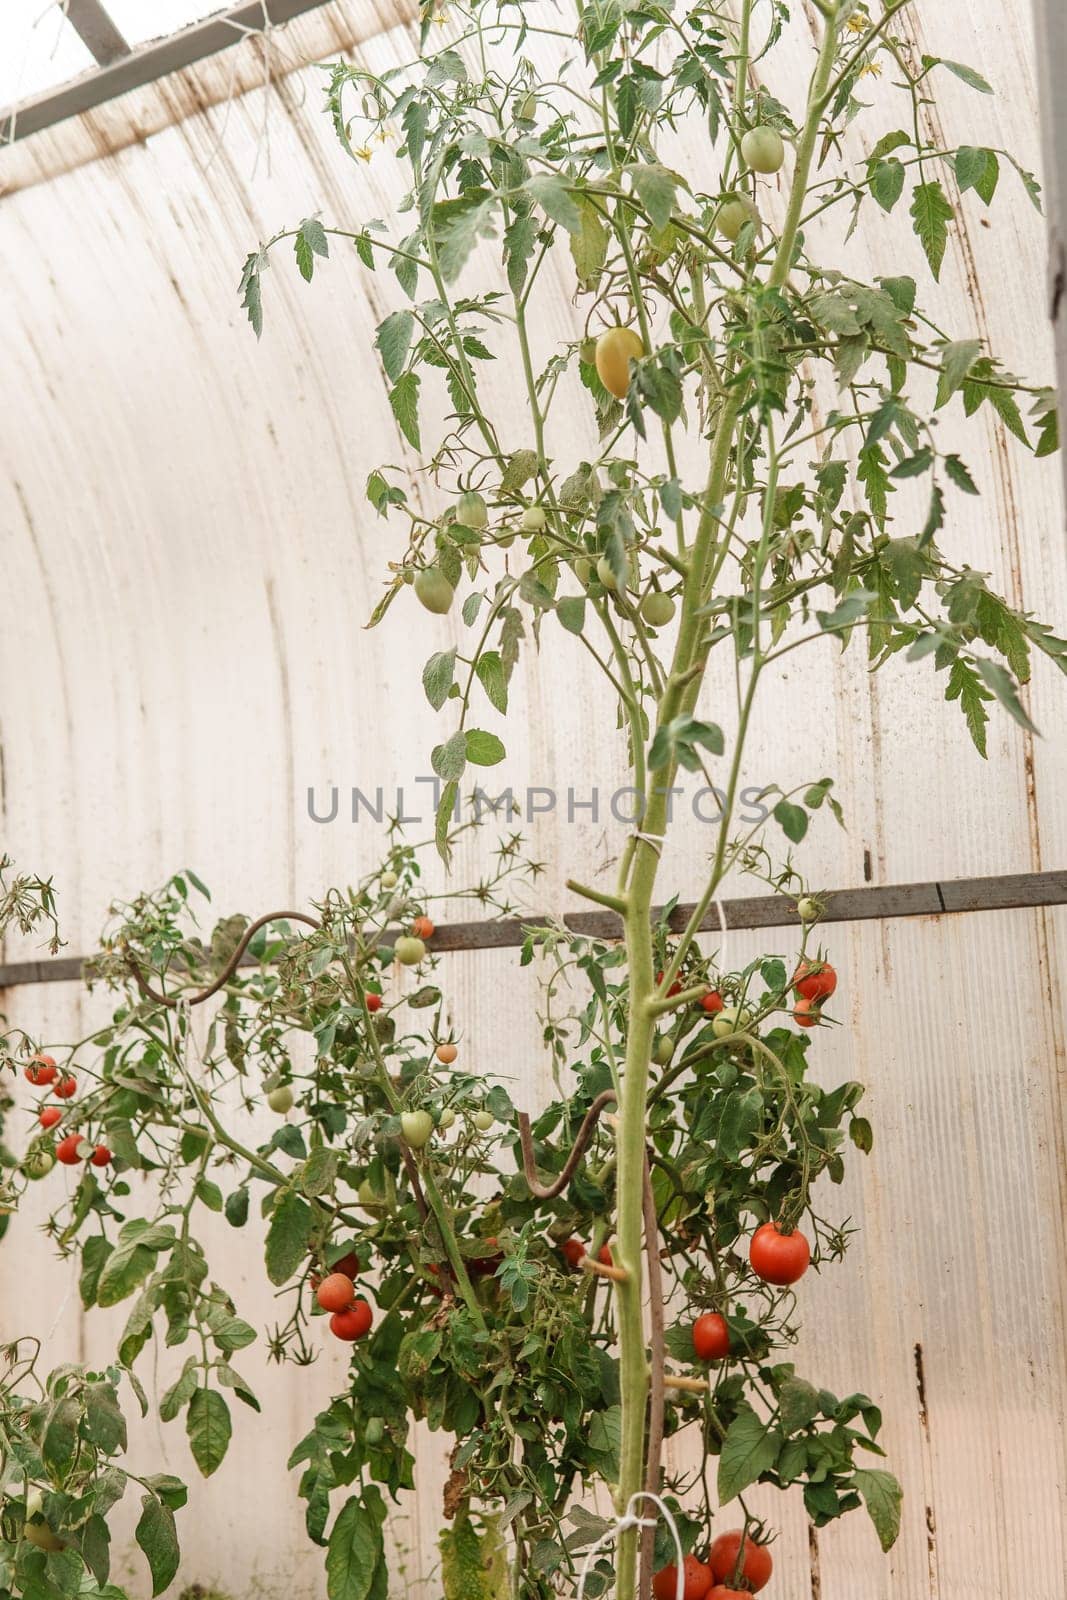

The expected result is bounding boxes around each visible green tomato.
[457,489,488,530]
[22,1148,54,1180]
[640,591,676,627]
[414,566,455,615]
[394,936,426,966]
[712,1004,754,1038]
[358,1178,386,1210]
[472,1109,494,1132]
[741,125,785,174]
[514,91,537,123]
[381,870,399,889]
[438,1107,457,1131]
[796,896,819,923]
[716,195,761,241]
[596,555,621,592]
[521,505,547,533]
[653,1034,674,1065]
[267,1085,294,1114]
[401,1110,434,1149]
[22,1493,63,1552]
[573,555,593,586]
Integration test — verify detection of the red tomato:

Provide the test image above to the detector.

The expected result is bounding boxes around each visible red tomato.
[90,1145,112,1167]
[708,1588,749,1599]
[316,1273,357,1312]
[793,959,837,1002]
[708,1530,773,1592]
[330,1251,361,1280]
[561,1238,586,1268]
[469,1238,503,1278]
[749,1222,810,1285]
[793,996,821,1028]
[656,971,682,997]
[701,990,724,1015]
[692,1312,730,1361]
[365,992,382,1013]
[39,1106,62,1129]
[56,1133,83,1165]
[597,1242,614,1266]
[412,915,435,939]
[329,1300,373,1341]
[25,1054,58,1086]
[651,1556,712,1600]
[53,1075,77,1100]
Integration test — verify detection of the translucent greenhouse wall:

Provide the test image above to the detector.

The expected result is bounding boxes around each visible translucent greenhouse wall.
[1,2,1065,1597]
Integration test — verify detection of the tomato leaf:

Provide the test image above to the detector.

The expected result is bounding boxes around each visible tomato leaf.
[465,729,506,767]
[853,1468,903,1551]
[909,181,953,280]
[717,1405,783,1502]
[186,1387,232,1478]
[264,1189,313,1285]
[295,217,329,282]
[375,311,414,383]
[327,1495,385,1600]
[389,371,421,451]
[423,649,457,712]
[135,1493,180,1596]
[569,197,608,288]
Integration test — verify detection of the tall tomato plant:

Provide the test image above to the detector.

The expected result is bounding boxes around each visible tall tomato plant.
[242,0,1059,1595]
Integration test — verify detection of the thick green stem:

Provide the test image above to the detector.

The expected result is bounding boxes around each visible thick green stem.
[769,7,841,288]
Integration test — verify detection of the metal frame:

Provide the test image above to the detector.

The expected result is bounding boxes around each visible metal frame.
[0,0,336,144]
[1033,0,1067,517]
[1,867,1064,990]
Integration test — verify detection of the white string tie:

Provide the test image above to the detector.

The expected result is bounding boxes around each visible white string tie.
[632,831,664,857]
[712,895,730,977]
[575,1491,685,1600]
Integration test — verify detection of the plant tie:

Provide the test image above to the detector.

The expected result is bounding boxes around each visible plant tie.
[575,1491,684,1600]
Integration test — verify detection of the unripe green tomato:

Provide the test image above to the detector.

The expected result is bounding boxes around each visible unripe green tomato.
[712,1003,754,1038]
[595,326,644,399]
[574,555,593,586]
[640,591,676,627]
[521,505,547,533]
[579,337,598,366]
[497,527,517,549]
[22,1149,55,1180]
[716,195,761,241]
[381,869,399,889]
[457,489,488,530]
[472,1109,494,1132]
[438,1107,457,1131]
[394,936,426,966]
[414,566,455,615]
[796,896,819,923]
[23,1492,63,1552]
[653,1034,674,1065]
[741,124,785,174]
[364,1416,384,1445]
[514,91,537,122]
[358,1178,386,1210]
[596,555,621,591]
[401,1110,434,1149]
[267,1085,294,1114]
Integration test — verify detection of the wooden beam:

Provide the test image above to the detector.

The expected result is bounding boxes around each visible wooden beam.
[1,868,1064,991]
[0,0,335,143]
[65,0,130,66]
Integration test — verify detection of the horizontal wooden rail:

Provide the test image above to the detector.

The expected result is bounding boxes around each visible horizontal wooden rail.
[0,868,1064,992]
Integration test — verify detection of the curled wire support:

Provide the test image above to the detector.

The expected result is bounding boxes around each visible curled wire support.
[124,908,321,1009]
[516,1089,618,1199]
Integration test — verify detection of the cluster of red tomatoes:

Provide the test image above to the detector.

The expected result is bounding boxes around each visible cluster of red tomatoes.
[22,1054,111,1171]
[314,1255,374,1341]
[790,959,837,1028]
[653,1530,773,1600]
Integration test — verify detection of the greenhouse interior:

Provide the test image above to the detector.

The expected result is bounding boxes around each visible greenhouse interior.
[1,1,1066,1598]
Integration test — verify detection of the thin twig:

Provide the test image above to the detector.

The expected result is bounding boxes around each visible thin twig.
[516,1090,618,1199]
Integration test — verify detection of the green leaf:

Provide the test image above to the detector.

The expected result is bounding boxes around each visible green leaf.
[300,1147,339,1198]
[501,450,538,493]
[935,338,982,407]
[432,730,468,782]
[434,196,497,282]
[973,657,1038,735]
[423,649,457,712]
[869,158,905,213]
[225,1186,250,1228]
[773,799,807,843]
[525,174,581,234]
[854,1468,903,1551]
[944,453,979,494]
[375,311,414,383]
[436,779,459,864]
[850,1115,874,1153]
[778,1376,821,1434]
[389,371,421,451]
[946,657,992,756]
[475,651,508,713]
[295,218,329,282]
[97,1220,174,1308]
[264,1189,313,1286]
[556,596,586,635]
[717,1405,783,1502]
[627,163,678,232]
[238,250,265,339]
[569,197,608,288]
[135,1494,180,1596]
[465,729,505,767]
[936,56,993,93]
[955,146,998,203]
[327,1496,384,1600]
[160,1361,198,1423]
[79,1236,113,1307]
[186,1387,232,1477]
[919,483,945,548]
[79,1514,111,1585]
[84,1382,127,1455]
[910,181,954,279]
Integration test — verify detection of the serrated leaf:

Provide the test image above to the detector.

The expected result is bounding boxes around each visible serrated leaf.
[973,657,1038,734]
[264,1189,312,1286]
[186,1387,232,1477]
[854,1468,903,1551]
[935,338,982,407]
[501,450,539,493]
[955,146,998,203]
[434,196,497,282]
[869,158,905,212]
[238,251,264,339]
[910,181,953,280]
[525,174,581,233]
[436,779,459,864]
[135,1495,180,1596]
[389,371,421,451]
[475,651,508,713]
[569,197,608,288]
[946,657,991,756]
[423,649,457,711]
[944,453,979,494]
[718,1406,783,1502]
[627,162,677,232]
[295,218,329,282]
[375,311,414,383]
